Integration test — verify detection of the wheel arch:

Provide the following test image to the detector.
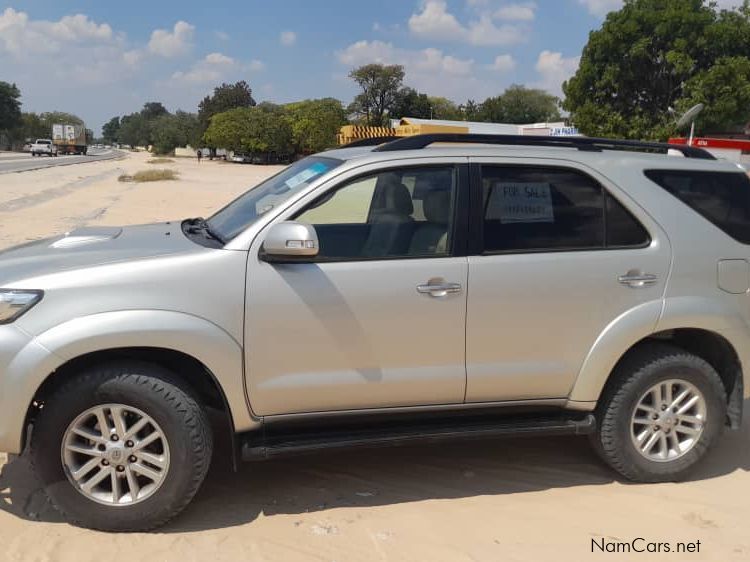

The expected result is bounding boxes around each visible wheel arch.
[567,299,745,430]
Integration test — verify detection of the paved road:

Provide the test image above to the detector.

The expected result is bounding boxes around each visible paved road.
[0,148,123,174]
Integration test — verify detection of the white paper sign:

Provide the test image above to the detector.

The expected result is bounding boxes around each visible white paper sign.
[487,182,554,224]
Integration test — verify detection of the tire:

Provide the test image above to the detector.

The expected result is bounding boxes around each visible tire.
[30,362,213,531]
[592,343,726,482]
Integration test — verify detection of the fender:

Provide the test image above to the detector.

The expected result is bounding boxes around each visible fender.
[566,296,750,409]
[566,300,662,409]
[0,310,258,454]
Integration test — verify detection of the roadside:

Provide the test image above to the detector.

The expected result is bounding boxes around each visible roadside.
[0,151,283,249]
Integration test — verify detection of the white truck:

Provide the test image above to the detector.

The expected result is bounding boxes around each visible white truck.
[30,139,58,157]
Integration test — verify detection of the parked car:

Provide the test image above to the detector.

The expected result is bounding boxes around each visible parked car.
[30,139,58,157]
[0,134,747,531]
[231,153,253,163]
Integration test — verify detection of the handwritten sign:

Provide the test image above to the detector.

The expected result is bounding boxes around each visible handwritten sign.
[487,182,554,224]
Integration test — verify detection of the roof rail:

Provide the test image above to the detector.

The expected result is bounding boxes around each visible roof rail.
[340,136,401,148]
[371,133,716,160]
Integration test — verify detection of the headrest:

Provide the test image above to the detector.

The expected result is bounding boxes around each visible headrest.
[423,190,451,224]
[378,177,414,216]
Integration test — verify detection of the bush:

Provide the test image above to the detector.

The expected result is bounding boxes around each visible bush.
[147,158,175,164]
[118,169,178,182]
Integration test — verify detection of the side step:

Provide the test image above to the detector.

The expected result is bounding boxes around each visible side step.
[241,414,596,461]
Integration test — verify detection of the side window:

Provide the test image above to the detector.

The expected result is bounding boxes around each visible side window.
[645,169,750,244]
[605,192,650,247]
[481,166,604,252]
[294,166,457,260]
[480,166,649,253]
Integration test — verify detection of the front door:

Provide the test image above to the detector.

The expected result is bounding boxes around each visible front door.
[465,160,672,402]
[245,163,469,416]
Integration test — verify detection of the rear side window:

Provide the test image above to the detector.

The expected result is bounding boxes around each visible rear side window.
[645,170,750,244]
[480,166,649,252]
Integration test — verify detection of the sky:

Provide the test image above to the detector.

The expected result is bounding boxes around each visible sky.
[0,0,743,134]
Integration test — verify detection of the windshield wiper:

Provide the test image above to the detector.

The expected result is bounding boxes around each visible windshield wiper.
[185,217,225,244]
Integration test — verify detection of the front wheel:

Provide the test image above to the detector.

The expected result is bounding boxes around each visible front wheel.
[30,362,213,531]
[592,344,726,482]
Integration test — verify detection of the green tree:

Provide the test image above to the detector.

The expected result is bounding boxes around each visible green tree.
[679,56,750,133]
[479,85,561,124]
[0,81,22,132]
[427,96,462,120]
[102,116,120,144]
[140,102,168,120]
[203,105,293,155]
[563,0,750,139]
[198,81,256,132]
[285,98,347,153]
[118,113,150,147]
[391,88,432,119]
[150,111,202,154]
[347,64,405,125]
[459,99,481,121]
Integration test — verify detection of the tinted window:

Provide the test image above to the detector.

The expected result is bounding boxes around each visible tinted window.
[481,167,604,252]
[295,166,457,260]
[645,170,750,244]
[605,192,650,247]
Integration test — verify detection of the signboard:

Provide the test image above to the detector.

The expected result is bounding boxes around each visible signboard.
[487,182,554,224]
[550,127,580,136]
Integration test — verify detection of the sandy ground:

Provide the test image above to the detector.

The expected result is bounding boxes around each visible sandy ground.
[0,151,749,561]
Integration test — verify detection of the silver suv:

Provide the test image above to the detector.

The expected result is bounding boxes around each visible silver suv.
[0,134,747,531]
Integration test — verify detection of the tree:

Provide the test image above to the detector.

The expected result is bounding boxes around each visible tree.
[427,96,462,120]
[102,116,121,144]
[679,56,750,133]
[198,81,256,132]
[203,105,293,155]
[150,111,202,154]
[391,87,432,119]
[0,81,22,132]
[285,98,347,154]
[563,0,750,139]
[140,102,168,120]
[460,99,481,121]
[118,113,150,147]
[347,64,405,125]
[480,85,561,124]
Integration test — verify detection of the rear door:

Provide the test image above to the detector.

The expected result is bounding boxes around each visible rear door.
[464,159,671,402]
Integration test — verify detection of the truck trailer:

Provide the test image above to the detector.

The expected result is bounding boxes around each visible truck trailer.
[52,123,88,155]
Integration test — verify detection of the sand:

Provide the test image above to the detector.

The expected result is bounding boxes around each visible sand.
[0,151,748,561]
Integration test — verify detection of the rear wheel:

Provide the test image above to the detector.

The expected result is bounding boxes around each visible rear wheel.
[592,344,726,482]
[31,362,213,531]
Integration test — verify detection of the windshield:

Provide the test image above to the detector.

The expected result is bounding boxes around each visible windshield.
[207,156,343,241]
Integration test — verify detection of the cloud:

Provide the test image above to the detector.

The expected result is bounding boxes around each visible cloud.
[491,54,516,72]
[534,50,580,96]
[494,2,536,21]
[148,20,194,57]
[337,39,514,102]
[215,30,230,41]
[408,0,528,46]
[279,30,297,46]
[0,7,114,54]
[171,52,262,84]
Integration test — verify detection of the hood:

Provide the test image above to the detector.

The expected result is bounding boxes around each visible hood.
[0,222,200,286]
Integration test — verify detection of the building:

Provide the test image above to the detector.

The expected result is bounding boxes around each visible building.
[338,117,579,145]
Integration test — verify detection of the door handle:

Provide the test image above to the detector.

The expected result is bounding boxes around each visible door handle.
[417,281,462,297]
[618,270,658,288]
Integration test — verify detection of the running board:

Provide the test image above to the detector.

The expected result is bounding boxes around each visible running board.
[241,414,596,461]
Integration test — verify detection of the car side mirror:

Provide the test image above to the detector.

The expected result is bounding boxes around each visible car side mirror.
[260,221,319,262]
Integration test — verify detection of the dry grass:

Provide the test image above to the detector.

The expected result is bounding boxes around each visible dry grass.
[118,169,179,183]
[147,157,175,164]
